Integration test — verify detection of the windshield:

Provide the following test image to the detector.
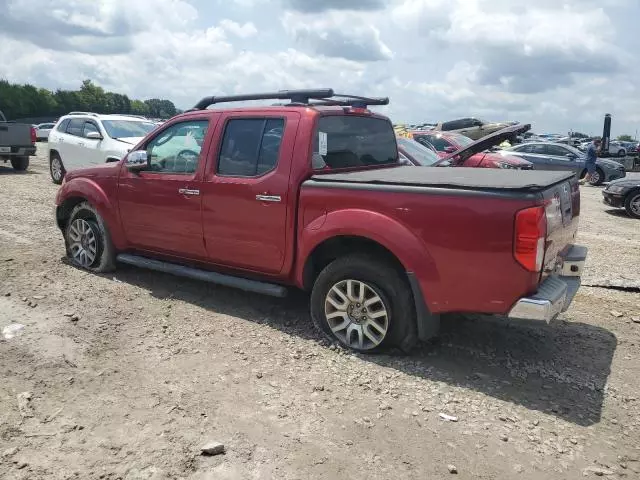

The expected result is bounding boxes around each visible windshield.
[447,133,474,147]
[313,115,398,169]
[396,136,439,166]
[102,120,157,139]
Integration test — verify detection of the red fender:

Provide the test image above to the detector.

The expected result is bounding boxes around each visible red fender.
[295,208,442,305]
[55,177,126,250]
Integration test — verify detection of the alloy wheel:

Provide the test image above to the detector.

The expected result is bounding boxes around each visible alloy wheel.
[51,157,63,182]
[68,219,97,268]
[630,194,640,216]
[324,279,389,350]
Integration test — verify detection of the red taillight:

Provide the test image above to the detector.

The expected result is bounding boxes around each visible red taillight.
[30,127,37,144]
[514,206,547,272]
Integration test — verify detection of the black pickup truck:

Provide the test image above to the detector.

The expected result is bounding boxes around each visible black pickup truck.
[0,109,37,171]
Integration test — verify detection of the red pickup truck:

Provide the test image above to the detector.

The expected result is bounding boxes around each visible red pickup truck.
[55,89,587,353]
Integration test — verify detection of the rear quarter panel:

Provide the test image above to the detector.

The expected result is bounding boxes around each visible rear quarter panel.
[297,183,542,315]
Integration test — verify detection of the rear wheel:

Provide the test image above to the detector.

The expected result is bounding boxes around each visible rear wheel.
[624,191,640,219]
[310,255,417,353]
[50,153,65,184]
[588,167,604,186]
[10,156,29,171]
[64,202,116,272]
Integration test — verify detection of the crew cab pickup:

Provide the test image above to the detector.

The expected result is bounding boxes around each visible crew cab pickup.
[0,109,37,171]
[54,89,587,353]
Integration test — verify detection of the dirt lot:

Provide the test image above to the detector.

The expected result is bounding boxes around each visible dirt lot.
[1,147,639,480]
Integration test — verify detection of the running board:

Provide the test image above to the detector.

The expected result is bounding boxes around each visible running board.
[116,254,288,298]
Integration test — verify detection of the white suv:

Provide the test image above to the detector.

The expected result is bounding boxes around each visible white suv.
[47,112,158,184]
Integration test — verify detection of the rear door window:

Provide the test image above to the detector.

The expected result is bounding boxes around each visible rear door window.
[545,145,569,157]
[313,115,398,169]
[56,119,70,132]
[217,118,284,177]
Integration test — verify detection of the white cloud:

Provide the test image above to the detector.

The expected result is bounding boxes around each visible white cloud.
[282,11,393,61]
[0,0,638,137]
[219,19,258,38]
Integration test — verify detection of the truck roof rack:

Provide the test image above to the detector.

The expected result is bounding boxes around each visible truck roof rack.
[189,89,389,111]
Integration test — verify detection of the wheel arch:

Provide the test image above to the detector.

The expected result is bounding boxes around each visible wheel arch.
[301,235,405,292]
[297,210,439,291]
[56,178,126,250]
[296,210,441,341]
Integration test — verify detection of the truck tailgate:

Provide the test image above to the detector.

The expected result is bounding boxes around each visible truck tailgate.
[539,175,581,278]
[0,123,32,148]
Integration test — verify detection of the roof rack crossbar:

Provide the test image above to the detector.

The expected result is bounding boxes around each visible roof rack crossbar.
[191,88,335,110]
[306,95,389,108]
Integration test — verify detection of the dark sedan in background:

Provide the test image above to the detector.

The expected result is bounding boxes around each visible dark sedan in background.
[500,142,626,185]
[602,177,640,219]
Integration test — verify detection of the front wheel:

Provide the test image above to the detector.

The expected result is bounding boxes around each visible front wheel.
[310,255,417,353]
[64,202,116,272]
[624,191,640,219]
[10,156,29,171]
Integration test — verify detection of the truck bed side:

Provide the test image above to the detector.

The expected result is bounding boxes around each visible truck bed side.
[297,169,577,316]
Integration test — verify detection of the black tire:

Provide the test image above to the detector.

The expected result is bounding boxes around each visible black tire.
[624,190,640,219]
[589,167,605,186]
[50,153,65,185]
[64,202,116,273]
[10,156,29,171]
[618,149,626,158]
[310,254,418,353]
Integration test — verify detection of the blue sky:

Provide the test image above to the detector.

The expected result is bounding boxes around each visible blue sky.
[1,0,638,137]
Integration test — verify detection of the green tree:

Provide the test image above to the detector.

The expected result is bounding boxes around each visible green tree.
[617,134,634,142]
[0,78,177,119]
[130,100,150,116]
[144,98,177,118]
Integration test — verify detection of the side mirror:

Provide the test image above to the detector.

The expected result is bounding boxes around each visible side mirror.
[86,131,102,140]
[444,146,457,153]
[125,150,148,171]
[566,153,577,160]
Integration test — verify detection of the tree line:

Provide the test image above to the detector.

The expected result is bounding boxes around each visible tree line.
[0,79,179,120]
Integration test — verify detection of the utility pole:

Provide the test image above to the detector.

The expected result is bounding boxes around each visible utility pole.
[601,114,611,157]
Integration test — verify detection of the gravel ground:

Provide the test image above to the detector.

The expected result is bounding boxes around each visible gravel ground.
[0,147,639,480]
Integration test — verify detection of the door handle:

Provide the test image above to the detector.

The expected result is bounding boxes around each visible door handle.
[78,142,85,147]
[256,194,281,203]
[178,188,200,196]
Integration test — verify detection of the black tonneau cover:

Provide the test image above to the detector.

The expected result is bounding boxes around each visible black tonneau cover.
[309,166,574,192]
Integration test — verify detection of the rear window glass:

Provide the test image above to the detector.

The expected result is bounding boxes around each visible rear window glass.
[56,119,70,132]
[313,115,398,169]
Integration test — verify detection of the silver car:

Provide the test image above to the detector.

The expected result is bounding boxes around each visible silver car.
[501,142,626,186]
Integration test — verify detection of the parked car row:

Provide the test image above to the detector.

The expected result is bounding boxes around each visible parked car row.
[394,124,626,186]
[51,88,589,354]
[501,142,626,186]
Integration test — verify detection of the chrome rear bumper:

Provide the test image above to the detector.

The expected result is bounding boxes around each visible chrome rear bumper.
[508,245,587,323]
